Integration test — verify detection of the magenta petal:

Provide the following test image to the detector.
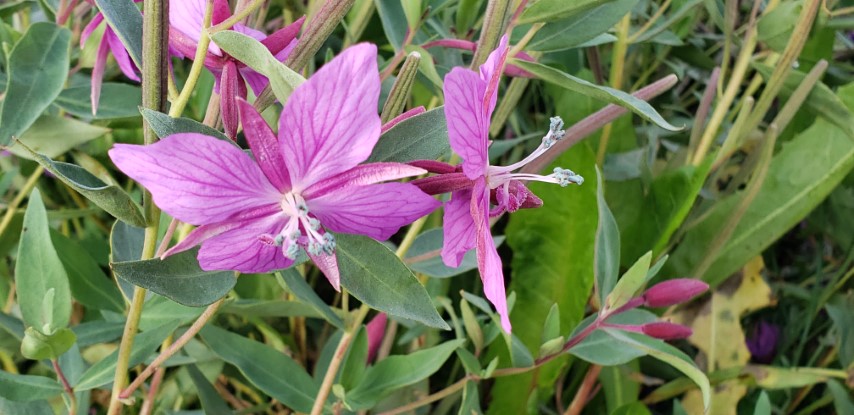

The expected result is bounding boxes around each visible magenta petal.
[309,183,439,241]
[444,67,489,180]
[278,43,381,189]
[302,163,427,199]
[197,213,294,274]
[81,13,104,48]
[479,35,509,113]
[239,68,270,97]
[237,98,291,192]
[105,29,139,81]
[164,203,283,258]
[471,179,510,332]
[440,188,477,268]
[90,37,111,116]
[307,251,341,291]
[211,0,231,26]
[108,134,280,225]
[169,0,222,56]
[261,16,305,55]
[220,61,246,140]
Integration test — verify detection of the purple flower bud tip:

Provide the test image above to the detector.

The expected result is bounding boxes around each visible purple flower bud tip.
[746,321,780,364]
[366,312,388,363]
[643,279,709,307]
[642,322,693,340]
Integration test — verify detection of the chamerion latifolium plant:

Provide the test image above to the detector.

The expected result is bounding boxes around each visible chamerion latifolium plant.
[0,0,852,414]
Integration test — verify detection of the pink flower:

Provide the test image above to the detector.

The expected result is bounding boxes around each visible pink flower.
[81,0,141,115]
[169,0,304,139]
[436,36,583,332]
[108,44,439,289]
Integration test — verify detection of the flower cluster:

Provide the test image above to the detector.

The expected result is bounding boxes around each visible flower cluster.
[102,0,585,333]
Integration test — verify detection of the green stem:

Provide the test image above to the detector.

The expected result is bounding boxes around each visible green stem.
[596,14,631,165]
[52,359,77,415]
[107,1,169,413]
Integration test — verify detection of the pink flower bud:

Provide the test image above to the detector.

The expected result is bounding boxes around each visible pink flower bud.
[642,322,693,340]
[642,279,709,307]
[366,312,388,363]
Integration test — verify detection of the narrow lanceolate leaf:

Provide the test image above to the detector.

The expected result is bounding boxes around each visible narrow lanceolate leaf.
[0,398,53,415]
[93,0,143,66]
[9,115,109,159]
[594,168,620,304]
[50,230,125,313]
[25,150,146,227]
[518,0,617,24]
[569,310,657,365]
[0,371,63,402]
[605,328,711,410]
[187,365,232,415]
[111,248,237,307]
[0,22,71,146]
[666,84,854,286]
[606,251,652,310]
[200,326,318,414]
[278,269,344,328]
[512,60,681,131]
[368,107,451,163]
[15,189,72,331]
[74,320,180,390]
[55,83,141,119]
[336,233,449,330]
[211,31,305,102]
[140,108,230,142]
[528,0,638,52]
[344,339,466,410]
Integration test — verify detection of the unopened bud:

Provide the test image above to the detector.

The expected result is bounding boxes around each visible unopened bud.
[642,322,693,340]
[366,312,388,363]
[642,279,709,307]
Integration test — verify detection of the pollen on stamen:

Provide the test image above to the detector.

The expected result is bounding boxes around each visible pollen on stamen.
[543,116,566,149]
[552,167,584,187]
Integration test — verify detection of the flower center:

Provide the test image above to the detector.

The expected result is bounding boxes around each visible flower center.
[258,192,335,259]
[485,116,584,189]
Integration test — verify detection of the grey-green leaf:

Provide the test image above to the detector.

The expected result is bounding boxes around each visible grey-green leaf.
[55,83,141,119]
[278,269,344,328]
[93,0,142,66]
[0,22,70,146]
[50,230,125,313]
[512,60,681,131]
[594,168,620,304]
[26,151,146,227]
[336,233,449,330]
[111,248,237,307]
[15,189,73,331]
[0,371,63,402]
[518,0,617,24]
[8,115,109,159]
[200,325,318,413]
[140,108,230,142]
[368,107,451,163]
[528,0,637,52]
[187,365,232,415]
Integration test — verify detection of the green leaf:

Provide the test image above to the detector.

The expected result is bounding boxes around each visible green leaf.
[404,228,505,278]
[541,304,560,344]
[595,168,620,304]
[456,0,485,36]
[8,115,109,159]
[666,84,854,286]
[374,0,408,50]
[50,230,125,313]
[569,310,657,365]
[72,321,124,347]
[74,320,180,390]
[0,397,53,415]
[518,0,617,24]
[220,299,321,319]
[753,391,771,415]
[111,248,237,307]
[630,0,704,43]
[93,0,142,66]
[528,0,637,52]
[339,328,369,390]
[55,83,141,119]
[140,108,230,142]
[459,381,482,415]
[277,269,344,328]
[200,325,318,413]
[828,380,854,415]
[756,0,802,52]
[611,402,652,415]
[344,339,465,410]
[605,329,710,410]
[0,1,34,18]
[494,143,597,412]
[606,251,652,310]
[211,30,305,102]
[15,189,72,331]
[0,370,63,402]
[110,221,144,263]
[187,364,232,415]
[20,326,76,360]
[336,233,449,330]
[825,293,854,367]
[512,60,681,131]
[26,151,147,227]
[0,22,70,146]
[367,107,451,163]
[753,63,854,141]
